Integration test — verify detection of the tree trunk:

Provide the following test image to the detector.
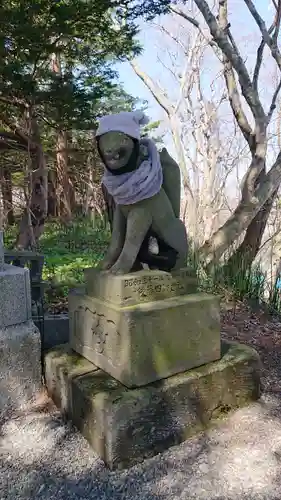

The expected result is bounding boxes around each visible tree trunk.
[51,53,75,222]
[219,162,277,296]
[227,190,277,269]
[1,165,14,225]
[47,168,58,217]
[200,150,281,265]
[56,130,75,222]
[225,162,277,266]
[16,113,48,249]
[83,156,94,217]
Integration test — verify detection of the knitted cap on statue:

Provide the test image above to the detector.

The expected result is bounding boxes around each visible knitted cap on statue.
[96,110,149,140]
[97,110,163,205]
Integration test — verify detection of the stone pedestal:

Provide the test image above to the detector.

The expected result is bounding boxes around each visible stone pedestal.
[46,267,261,470]
[0,262,42,415]
[69,268,221,388]
[45,341,261,470]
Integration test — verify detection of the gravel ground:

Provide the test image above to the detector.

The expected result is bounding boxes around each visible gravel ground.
[1,394,281,500]
[1,305,281,500]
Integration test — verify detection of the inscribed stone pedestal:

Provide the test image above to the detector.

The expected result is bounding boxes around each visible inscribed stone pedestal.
[69,268,221,388]
[84,267,198,306]
[45,341,261,470]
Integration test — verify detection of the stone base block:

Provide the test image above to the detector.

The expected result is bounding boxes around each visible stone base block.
[0,264,31,328]
[69,290,221,388]
[44,341,261,470]
[0,320,42,415]
[85,267,198,306]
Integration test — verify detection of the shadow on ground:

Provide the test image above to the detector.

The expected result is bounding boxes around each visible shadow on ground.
[2,391,281,500]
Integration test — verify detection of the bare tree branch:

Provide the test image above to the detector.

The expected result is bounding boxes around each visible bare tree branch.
[130,61,173,116]
[253,40,266,91]
[132,12,245,244]
[154,23,187,53]
[175,32,204,114]
[245,0,281,123]
[268,77,281,122]
[244,0,281,69]
[156,53,179,84]
[252,17,277,90]
[272,0,281,44]
[129,60,194,201]
[171,2,255,147]
[170,4,222,61]
[169,5,200,29]
[223,64,254,147]
[194,0,266,121]
[226,27,240,56]
[217,0,254,148]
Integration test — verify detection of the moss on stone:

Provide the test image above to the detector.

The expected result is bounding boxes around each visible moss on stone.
[46,340,261,469]
[47,344,91,367]
[74,370,123,396]
[44,344,97,387]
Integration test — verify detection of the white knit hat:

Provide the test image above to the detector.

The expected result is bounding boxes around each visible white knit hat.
[96,110,149,140]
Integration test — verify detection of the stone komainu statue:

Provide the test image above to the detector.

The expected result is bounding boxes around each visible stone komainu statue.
[96,110,188,275]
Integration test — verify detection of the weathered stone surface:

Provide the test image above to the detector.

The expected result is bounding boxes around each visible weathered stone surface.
[85,267,198,306]
[44,344,97,415]
[0,320,42,415]
[0,264,32,328]
[69,289,221,387]
[44,341,261,470]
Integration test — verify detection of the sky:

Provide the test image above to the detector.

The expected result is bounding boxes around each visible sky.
[114,0,274,161]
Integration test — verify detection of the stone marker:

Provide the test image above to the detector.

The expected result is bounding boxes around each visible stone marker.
[69,268,221,388]
[44,341,261,470]
[0,251,42,415]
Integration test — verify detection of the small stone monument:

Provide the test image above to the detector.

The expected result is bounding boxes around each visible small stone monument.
[0,231,42,416]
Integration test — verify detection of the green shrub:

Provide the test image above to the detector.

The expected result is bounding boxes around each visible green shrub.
[4,216,110,311]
